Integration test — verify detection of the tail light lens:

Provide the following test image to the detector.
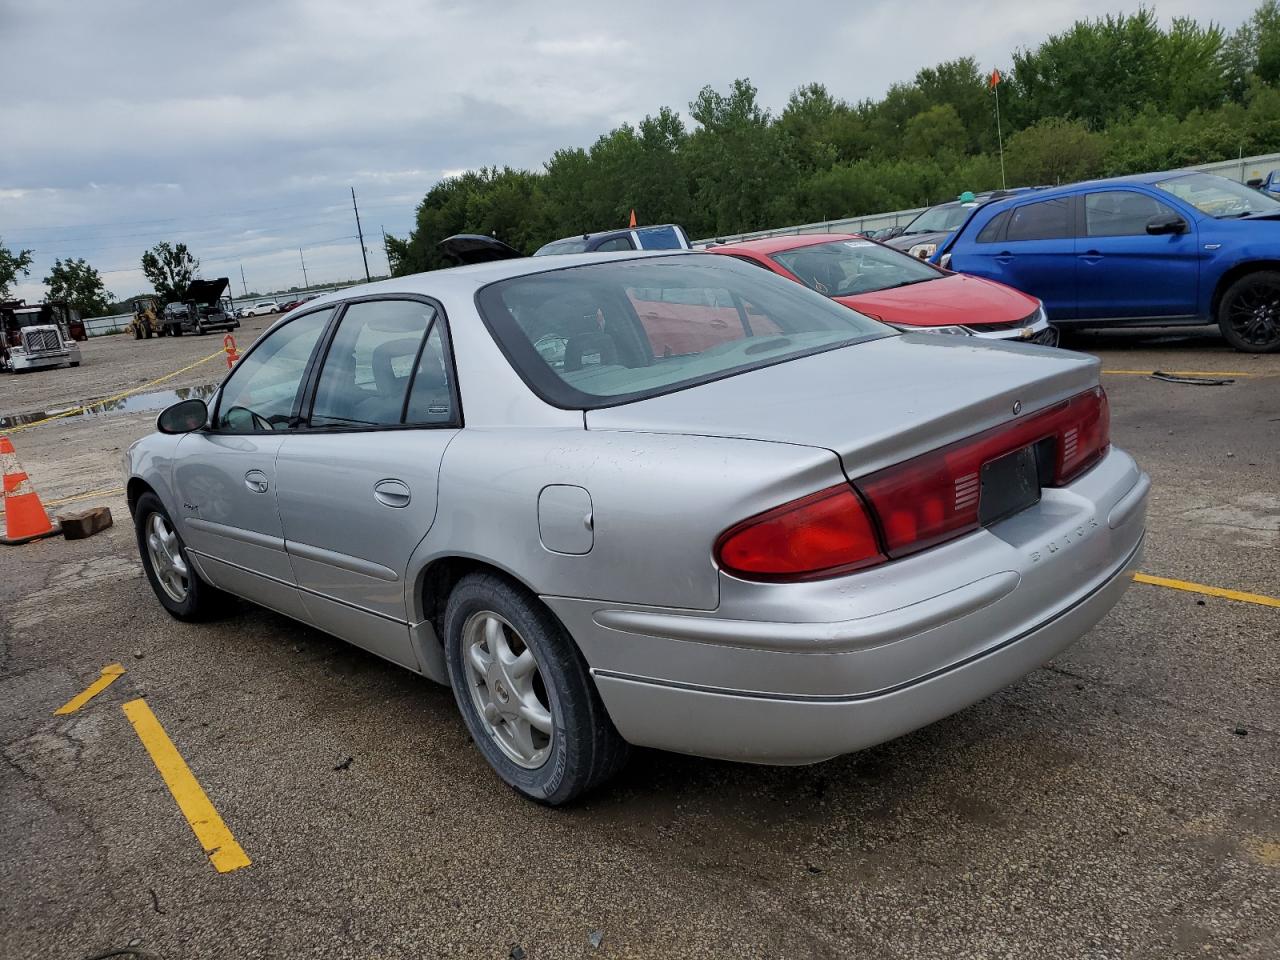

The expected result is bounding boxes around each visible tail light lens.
[858,386,1110,559]
[714,484,886,581]
[714,387,1110,580]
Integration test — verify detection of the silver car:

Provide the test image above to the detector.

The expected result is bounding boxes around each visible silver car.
[126,252,1149,804]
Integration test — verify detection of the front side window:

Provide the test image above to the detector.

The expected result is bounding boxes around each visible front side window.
[1085,191,1180,237]
[1155,172,1280,218]
[309,299,449,428]
[634,225,686,250]
[215,308,332,431]
[594,236,635,252]
[976,209,1012,243]
[476,255,889,408]
[1006,198,1072,241]
[771,239,941,297]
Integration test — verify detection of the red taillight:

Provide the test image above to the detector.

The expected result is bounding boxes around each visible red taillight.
[714,387,1110,580]
[714,484,886,581]
[858,386,1110,559]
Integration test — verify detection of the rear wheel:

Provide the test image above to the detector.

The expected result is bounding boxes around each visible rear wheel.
[1218,271,1280,353]
[443,572,628,805]
[133,492,225,621]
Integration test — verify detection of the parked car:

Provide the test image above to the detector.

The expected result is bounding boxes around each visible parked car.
[126,252,1148,804]
[438,225,693,265]
[244,300,279,317]
[708,233,1056,343]
[886,189,1036,261]
[1247,169,1280,198]
[160,279,240,336]
[939,171,1280,352]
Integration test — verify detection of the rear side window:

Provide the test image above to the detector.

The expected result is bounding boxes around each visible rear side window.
[309,299,455,429]
[1085,191,1179,237]
[1006,198,1073,241]
[976,209,1011,243]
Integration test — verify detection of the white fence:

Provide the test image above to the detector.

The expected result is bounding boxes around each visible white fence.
[84,313,133,336]
[695,152,1280,246]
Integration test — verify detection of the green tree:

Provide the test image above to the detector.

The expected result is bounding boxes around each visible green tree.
[42,258,114,317]
[140,242,200,304]
[1006,118,1108,185]
[0,239,34,300]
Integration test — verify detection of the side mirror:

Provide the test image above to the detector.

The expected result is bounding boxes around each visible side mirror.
[157,398,208,434]
[1146,215,1187,236]
[1247,177,1265,188]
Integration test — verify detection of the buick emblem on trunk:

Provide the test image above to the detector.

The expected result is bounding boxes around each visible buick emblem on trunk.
[1012,400,1022,415]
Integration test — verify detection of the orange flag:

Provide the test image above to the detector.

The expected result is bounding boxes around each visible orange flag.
[989,68,1002,90]
[628,209,637,228]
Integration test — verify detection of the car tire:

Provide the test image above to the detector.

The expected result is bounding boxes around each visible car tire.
[133,492,226,621]
[195,320,205,335]
[1218,271,1280,353]
[443,572,629,805]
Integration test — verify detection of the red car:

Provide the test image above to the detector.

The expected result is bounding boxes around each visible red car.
[707,233,1057,344]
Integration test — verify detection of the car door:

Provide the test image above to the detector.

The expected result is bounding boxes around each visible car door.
[273,296,461,671]
[172,306,334,621]
[975,196,1078,320]
[1075,188,1200,320]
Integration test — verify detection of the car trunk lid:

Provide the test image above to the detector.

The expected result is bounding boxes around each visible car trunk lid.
[585,334,1099,478]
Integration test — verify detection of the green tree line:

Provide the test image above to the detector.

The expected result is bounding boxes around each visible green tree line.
[390,3,1280,273]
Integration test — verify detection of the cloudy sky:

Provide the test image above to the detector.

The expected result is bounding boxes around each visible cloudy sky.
[1,0,1259,304]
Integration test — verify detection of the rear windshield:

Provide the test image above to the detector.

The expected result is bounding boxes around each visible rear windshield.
[771,238,941,297]
[475,254,890,409]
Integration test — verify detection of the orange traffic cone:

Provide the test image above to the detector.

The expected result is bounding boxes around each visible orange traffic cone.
[1,435,59,545]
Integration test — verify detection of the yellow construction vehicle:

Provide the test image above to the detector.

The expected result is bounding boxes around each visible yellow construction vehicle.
[128,297,163,339]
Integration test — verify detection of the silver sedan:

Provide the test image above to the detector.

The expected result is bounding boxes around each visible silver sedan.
[126,251,1149,804]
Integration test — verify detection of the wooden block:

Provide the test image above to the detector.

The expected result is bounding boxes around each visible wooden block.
[60,506,113,540]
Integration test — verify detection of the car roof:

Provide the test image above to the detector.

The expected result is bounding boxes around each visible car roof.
[301,250,693,310]
[709,233,863,256]
[977,171,1195,210]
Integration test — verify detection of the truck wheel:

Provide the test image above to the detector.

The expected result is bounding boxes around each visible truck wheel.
[133,325,143,340]
[1219,271,1280,353]
[443,572,629,805]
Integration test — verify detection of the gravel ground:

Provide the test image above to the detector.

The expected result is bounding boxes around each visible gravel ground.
[0,322,1276,959]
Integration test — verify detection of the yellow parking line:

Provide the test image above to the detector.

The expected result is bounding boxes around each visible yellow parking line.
[0,486,125,517]
[1103,369,1258,377]
[1134,573,1280,608]
[54,663,125,715]
[122,698,251,874]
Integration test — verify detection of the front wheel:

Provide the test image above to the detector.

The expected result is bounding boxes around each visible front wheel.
[133,492,225,621]
[133,325,143,340]
[1218,271,1280,353]
[443,572,628,805]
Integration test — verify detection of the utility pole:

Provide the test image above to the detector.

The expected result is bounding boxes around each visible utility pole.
[299,248,310,288]
[351,187,371,283]
[239,264,249,297]
[381,225,393,277]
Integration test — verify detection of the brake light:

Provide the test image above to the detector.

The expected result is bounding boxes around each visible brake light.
[857,387,1110,559]
[714,387,1110,580]
[715,484,886,581]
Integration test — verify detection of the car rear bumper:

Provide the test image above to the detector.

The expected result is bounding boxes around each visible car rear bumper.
[546,447,1148,764]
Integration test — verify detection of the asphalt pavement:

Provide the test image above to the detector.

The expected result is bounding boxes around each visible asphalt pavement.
[1,322,1276,959]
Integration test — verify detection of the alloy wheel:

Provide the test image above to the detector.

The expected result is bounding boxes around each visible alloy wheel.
[1227,285,1280,348]
[461,610,554,768]
[145,511,190,602]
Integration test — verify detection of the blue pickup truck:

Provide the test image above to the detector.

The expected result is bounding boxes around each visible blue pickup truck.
[938,171,1280,352]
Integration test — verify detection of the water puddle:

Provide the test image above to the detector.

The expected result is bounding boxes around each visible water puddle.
[0,382,218,430]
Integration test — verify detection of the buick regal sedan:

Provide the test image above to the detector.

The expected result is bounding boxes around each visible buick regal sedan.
[126,252,1149,804]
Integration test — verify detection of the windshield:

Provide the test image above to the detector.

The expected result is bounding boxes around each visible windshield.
[771,239,941,297]
[534,238,590,256]
[902,202,976,235]
[476,255,890,408]
[1156,173,1280,218]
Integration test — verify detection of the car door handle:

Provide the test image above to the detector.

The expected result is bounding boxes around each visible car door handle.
[373,479,411,508]
[244,469,269,493]
[1078,249,1103,263]
[994,251,1014,264]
